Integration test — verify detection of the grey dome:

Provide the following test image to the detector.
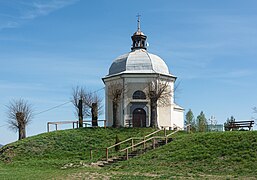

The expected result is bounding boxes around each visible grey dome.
[108,49,170,76]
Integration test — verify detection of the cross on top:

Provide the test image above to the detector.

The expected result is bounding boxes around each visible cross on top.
[136,14,141,31]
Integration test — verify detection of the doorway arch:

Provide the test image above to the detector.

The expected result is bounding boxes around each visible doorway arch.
[132,108,146,127]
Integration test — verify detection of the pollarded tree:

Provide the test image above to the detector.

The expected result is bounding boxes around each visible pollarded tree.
[84,92,103,127]
[108,82,124,128]
[71,86,103,127]
[147,78,172,128]
[6,99,33,140]
[71,86,88,127]
[196,111,207,132]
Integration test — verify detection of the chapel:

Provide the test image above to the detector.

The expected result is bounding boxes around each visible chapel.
[102,17,184,129]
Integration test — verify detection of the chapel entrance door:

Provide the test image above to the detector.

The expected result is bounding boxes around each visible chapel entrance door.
[132,108,146,127]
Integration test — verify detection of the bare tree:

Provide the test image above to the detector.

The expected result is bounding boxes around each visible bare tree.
[71,86,87,127]
[108,82,124,128]
[147,78,172,128]
[84,92,103,127]
[6,99,33,140]
[71,86,103,127]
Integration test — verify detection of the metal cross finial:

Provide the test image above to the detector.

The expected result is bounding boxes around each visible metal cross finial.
[136,14,141,31]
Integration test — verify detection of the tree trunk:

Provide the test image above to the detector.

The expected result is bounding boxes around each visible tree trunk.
[18,124,26,140]
[78,99,83,128]
[150,99,158,128]
[91,103,98,127]
[112,102,120,128]
[16,112,26,140]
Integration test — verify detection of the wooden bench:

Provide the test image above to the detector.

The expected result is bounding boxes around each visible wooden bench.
[227,120,254,131]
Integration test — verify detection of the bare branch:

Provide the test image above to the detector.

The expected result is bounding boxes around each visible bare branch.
[147,79,171,107]
[108,82,123,103]
[71,86,89,117]
[84,91,103,116]
[6,99,33,139]
[146,78,172,128]
[71,86,103,118]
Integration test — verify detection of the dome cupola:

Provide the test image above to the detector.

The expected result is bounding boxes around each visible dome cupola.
[131,14,147,51]
[105,16,175,78]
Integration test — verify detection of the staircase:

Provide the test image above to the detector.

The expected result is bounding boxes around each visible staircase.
[91,137,173,167]
[90,128,178,167]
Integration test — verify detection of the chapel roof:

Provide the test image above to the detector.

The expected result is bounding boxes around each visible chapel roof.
[108,49,170,76]
[106,16,174,78]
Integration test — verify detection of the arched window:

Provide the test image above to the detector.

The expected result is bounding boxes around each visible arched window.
[133,90,146,99]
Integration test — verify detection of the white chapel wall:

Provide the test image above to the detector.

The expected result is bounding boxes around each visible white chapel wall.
[172,107,184,129]
[104,78,123,127]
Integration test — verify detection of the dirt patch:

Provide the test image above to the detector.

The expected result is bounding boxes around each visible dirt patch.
[64,172,111,180]
[111,171,160,178]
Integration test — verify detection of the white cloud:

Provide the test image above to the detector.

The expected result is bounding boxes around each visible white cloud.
[21,0,78,19]
[0,0,79,30]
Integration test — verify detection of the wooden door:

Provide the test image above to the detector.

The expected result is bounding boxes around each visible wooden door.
[132,108,146,127]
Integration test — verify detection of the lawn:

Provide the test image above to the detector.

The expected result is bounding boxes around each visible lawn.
[1,128,257,179]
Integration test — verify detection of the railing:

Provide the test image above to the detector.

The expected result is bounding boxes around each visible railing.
[89,147,106,160]
[104,126,183,161]
[47,120,107,132]
[118,126,183,160]
[119,135,166,160]
[89,124,183,161]
[105,129,163,160]
[144,129,162,138]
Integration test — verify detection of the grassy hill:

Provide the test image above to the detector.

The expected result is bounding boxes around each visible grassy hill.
[0,128,257,179]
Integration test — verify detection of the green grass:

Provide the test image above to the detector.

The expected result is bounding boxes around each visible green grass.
[110,131,257,179]
[0,127,156,179]
[1,128,257,179]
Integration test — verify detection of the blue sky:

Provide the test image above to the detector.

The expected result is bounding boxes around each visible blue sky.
[1,0,257,144]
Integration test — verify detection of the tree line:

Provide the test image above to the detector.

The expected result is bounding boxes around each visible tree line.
[186,108,257,132]
[185,109,208,132]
